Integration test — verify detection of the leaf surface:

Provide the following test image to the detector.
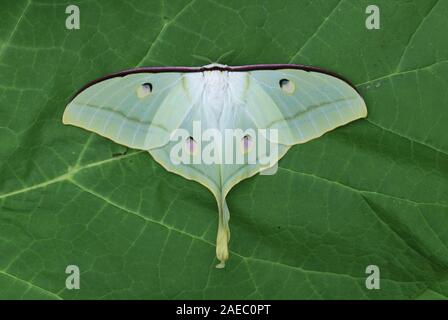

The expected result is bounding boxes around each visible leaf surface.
[0,0,447,299]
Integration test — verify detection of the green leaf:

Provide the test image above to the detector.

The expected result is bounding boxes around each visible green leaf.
[1,0,447,299]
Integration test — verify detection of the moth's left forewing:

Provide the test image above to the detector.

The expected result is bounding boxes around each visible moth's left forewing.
[63,72,193,150]
[245,69,367,146]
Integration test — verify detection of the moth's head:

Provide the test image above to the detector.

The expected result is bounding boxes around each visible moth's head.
[202,63,228,69]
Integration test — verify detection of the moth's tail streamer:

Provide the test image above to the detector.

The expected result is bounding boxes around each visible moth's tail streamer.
[215,199,230,268]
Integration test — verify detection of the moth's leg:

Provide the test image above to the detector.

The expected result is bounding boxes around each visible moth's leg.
[112,147,129,157]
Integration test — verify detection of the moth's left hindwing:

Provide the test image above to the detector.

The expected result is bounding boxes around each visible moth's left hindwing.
[63,73,191,150]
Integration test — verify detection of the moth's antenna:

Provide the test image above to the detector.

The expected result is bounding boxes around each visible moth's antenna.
[191,54,213,64]
[216,50,234,64]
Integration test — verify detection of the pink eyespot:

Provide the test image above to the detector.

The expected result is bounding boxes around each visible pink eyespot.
[136,82,153,98]
[279,78,295,94]
[186,136,197,155]
[241,134,253,153]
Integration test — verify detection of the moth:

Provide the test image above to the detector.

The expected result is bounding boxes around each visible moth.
[63,63,367,268]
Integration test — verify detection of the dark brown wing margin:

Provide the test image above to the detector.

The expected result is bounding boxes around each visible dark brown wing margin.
[69,64,358,101]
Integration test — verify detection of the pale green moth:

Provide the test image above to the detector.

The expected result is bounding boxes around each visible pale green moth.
[63,63,367,268]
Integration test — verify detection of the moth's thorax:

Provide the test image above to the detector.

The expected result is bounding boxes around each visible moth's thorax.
[184,71,248,128]
[203,71,228,112]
